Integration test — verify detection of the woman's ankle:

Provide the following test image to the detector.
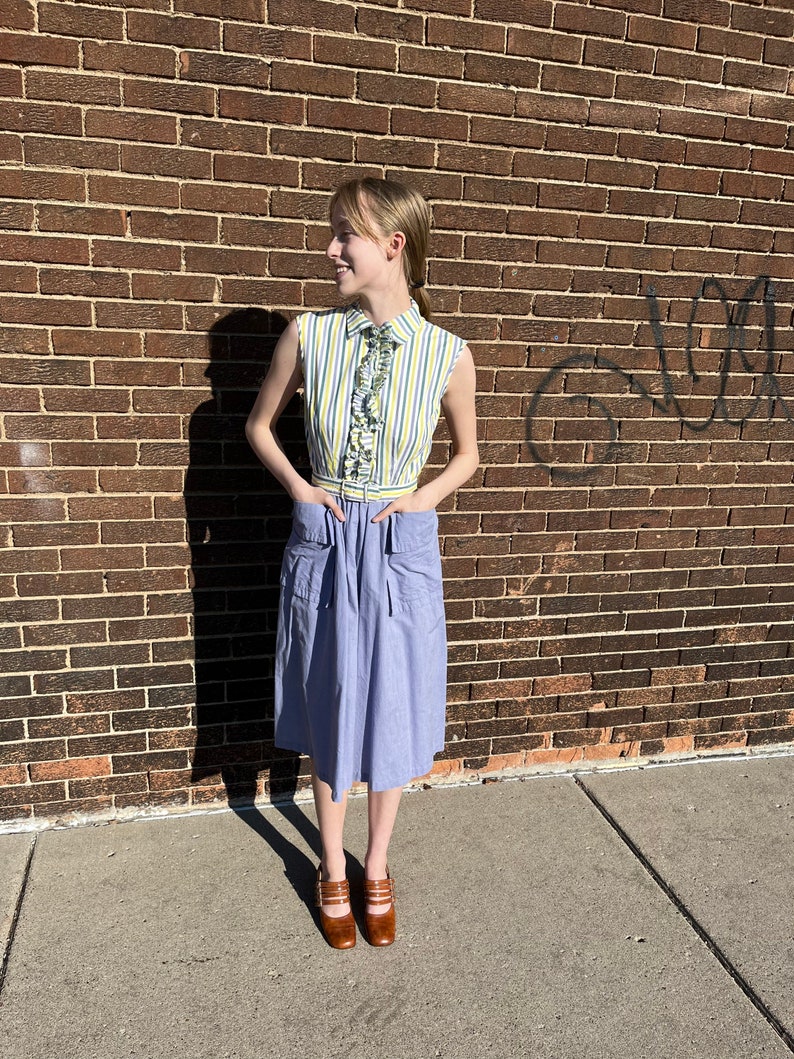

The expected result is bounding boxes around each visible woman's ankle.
[364,853,389,880]
[321,853,347,881]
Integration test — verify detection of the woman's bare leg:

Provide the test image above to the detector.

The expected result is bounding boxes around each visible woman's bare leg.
[311,764,349,918]
[365,785,402,915]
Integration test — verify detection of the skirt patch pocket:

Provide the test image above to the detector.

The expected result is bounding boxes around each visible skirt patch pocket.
[282,501,335,608]
[386,509,442,616]
[289,554,335,607]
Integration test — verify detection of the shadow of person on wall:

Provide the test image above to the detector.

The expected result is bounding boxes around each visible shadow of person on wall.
[185,307,324,902]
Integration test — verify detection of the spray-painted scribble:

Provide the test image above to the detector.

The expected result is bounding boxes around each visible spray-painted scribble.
[525,275,793,480]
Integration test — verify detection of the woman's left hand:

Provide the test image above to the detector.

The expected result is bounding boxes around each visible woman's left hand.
[371,488,437,523]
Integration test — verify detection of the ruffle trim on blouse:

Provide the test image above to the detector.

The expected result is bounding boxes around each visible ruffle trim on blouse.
[341,322,396,485]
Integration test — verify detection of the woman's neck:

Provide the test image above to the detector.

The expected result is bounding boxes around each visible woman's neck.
[356,286,412,328]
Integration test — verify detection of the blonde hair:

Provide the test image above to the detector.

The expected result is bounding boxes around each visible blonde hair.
[329,177,432,320]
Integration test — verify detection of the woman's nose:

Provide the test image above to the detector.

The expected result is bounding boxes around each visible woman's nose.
[327,237,340,259]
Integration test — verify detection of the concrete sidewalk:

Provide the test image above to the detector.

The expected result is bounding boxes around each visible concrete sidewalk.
[1,753,792,1059]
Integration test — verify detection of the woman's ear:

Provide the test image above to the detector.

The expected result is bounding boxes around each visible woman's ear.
[385,230,406,260]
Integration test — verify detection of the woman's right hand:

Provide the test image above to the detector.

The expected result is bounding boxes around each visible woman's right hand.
[291,482,346,522]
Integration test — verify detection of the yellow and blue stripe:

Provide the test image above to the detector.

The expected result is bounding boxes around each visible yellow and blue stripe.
[297,300,465,501]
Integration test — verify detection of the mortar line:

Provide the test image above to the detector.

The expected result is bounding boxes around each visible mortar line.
[0,834,38,999]
[573,775,794,1055]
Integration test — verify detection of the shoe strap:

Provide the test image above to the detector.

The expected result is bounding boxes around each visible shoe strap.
[315,877,351,907]
[364,877,395,905]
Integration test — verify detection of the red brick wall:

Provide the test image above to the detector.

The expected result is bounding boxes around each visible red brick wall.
[3,0,794,827]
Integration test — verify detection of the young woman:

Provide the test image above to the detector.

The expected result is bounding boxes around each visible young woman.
[246,177,478,948]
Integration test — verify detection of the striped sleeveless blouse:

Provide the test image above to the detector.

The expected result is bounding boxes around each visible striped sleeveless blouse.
[297,300,465,501]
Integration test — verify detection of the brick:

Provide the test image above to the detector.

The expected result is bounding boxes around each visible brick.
[427,15,504,51]
[218,88,304,124]
[585,38,654,73]
[180,50,270,87]
[724,60,787,94]
[697,25,762,61]
[404,0,471,14]
[359,71,437,108]
[37,205,125,237]
[391,109,465,142]
[663,0,729,25]
[356,136,436,168]
[725,117,787,149]
[439,83,515,120]
[84,41,175,77]
[585,158,655,188]
[684,84,750,117]
[309,98,390,138]
[314,33,396,71]
[85,109,178,144]
[465,53,539,89]
[0,0,34,30]
[516,96,588,128]
[658,109,726,139]
[538,184,608,213]
[271,60,355,98]
[180,181,271,215]
[38,1,122,37]
[475,0,550,22]
[589,98,658,130]
[128,11,220,49]
[765,37,794,69]
[656,49,722,86]
[26,70,122,106]
[399,45,464,79]
[628,14,696,48]
[125,79,215,116]
[547,126,617,156]
[554,2,625,36]
[732,5,793,38]
[0,66,20,96]
[618,132,685,164]
[0,31,79,66]
[129,210,217,243]
[465,176,536,207]
[655,165,720,194]
[223,24,310,59]
[508,27,581,63]
[174,0,261,17]
[438,143,513,176]
[752,148,794,177]
[268,0,355,32]
[540,64,615,99]
[358,7,423,41]
[470,116,544,149]
[89,174,179,208]
[0,101,81,136]
[25,136,119,171]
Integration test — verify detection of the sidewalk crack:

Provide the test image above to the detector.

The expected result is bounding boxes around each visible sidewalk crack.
[0,834,38,999]
[574,775,794,1056]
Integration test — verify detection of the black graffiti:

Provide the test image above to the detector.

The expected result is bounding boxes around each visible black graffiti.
[525,275,793,479]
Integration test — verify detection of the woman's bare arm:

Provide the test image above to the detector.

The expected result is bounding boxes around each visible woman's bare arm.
[245,320,346,519]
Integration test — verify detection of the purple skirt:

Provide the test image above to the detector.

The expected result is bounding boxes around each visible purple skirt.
[274,498,448,802]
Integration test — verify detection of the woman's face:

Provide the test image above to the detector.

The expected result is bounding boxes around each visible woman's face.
[326,203,393,300]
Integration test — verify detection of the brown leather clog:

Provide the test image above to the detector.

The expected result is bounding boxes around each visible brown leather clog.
[363,869,396,947]
[315,867,356,949]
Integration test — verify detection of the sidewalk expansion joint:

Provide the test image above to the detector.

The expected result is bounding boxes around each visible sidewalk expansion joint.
[0,834,37,999]
[573,775,794,1055]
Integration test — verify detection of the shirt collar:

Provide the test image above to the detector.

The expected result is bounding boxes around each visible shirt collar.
[344,300,424,344]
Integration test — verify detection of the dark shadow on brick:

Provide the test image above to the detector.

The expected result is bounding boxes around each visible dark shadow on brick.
[186,307,311,809]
